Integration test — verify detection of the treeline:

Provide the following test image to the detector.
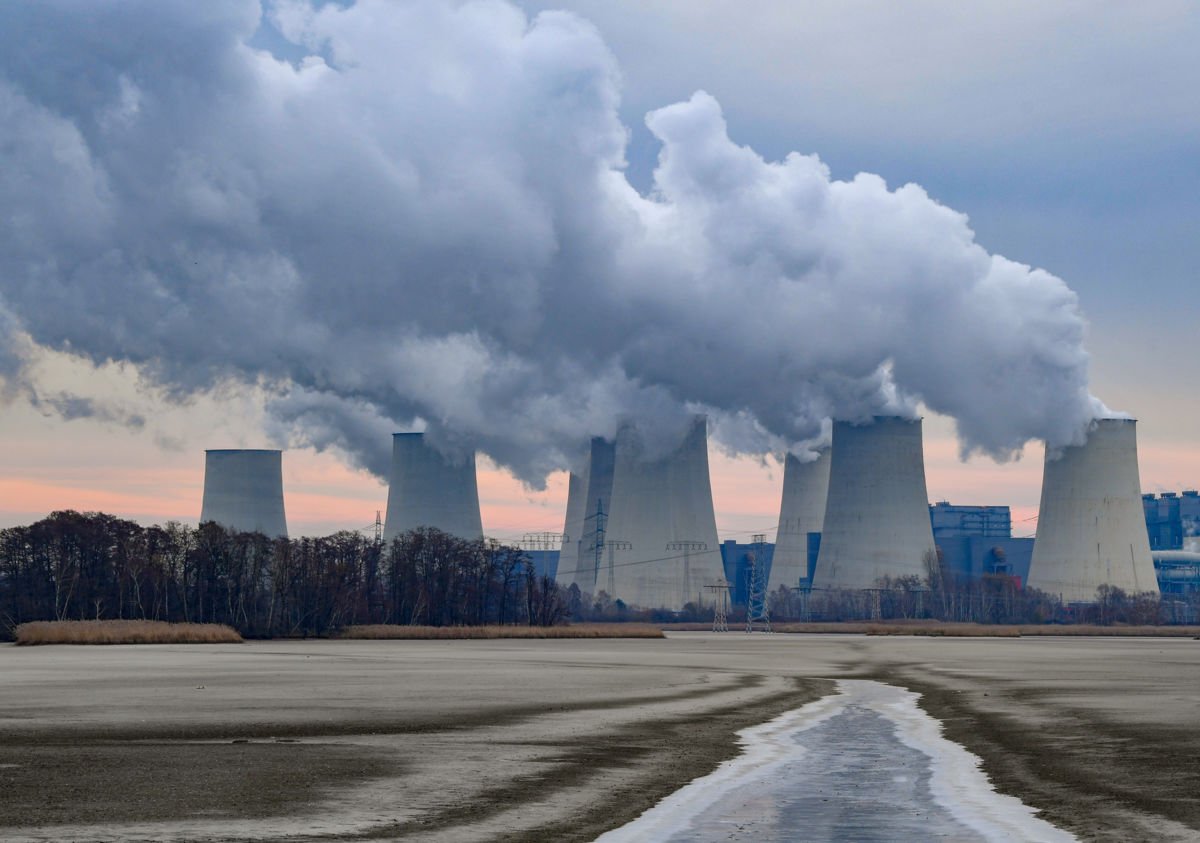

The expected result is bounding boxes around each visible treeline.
[0,511,566,640]
[765,552,1197,625]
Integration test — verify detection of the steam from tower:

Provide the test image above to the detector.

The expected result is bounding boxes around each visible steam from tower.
[0,1,1107,484]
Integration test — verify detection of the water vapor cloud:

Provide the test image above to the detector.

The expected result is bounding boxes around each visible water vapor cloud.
[0,0,1105,482]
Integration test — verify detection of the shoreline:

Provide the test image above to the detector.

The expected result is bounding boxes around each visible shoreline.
[598,679,1075,842]
[879,667,1200,842]
[1,635,1197,841]
[0,640,831,842]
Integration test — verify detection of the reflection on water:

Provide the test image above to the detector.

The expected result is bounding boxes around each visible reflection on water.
[667,705,985,842]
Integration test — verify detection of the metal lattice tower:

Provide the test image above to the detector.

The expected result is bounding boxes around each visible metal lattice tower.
[581,498,607,593]
[667,540,708,609]
[518,532,568,551]
[705,581,731,631]
[374,510,383,547]
[746,534,771,633]
[604,539,632,597]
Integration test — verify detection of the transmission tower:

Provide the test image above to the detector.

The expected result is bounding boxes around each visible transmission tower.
[604,539,632,597]
[580,497,607,591]
[373,510,383,547]
[705,581,732,632]
[746,533,771,633]
[518,532,567,551]
[667,540,708,609]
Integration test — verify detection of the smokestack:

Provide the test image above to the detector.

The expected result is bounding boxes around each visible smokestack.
[383,432,483,542]
[572,437,617,594]
[558,469,586,586]
[605,416,723,610]
[200,449,288,537]
[1028,418,1158,602]
[813,417,936,590]
[769,450,830,592]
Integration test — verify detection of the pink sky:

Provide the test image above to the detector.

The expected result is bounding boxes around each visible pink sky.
[4,412,1199,542]
[3,352,1196,540]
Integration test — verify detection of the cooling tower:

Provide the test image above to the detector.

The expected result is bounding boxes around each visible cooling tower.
[558,469,586,586]
[769,449,830,593]
[383,432,483,542]
[200,449,288,537]
[812,417,936,591]
[573,437,616,594]
[1027,418,1159,603]
[605,416,723,610]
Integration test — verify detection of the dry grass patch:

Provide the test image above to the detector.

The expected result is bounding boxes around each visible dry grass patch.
[14,620,243,646]
[338,623,664,640]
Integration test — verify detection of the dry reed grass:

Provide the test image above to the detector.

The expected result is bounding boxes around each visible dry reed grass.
[338,623,664,640]
[14,620,243,646]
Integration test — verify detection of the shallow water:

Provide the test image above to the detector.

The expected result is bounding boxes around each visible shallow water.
[598,680,1075,843]
[667,705,985,841]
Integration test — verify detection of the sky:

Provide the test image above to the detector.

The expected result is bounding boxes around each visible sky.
[1,0,1197,542]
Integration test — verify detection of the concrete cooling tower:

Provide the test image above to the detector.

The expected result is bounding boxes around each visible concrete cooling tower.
[605,416,723,610]
[567,437,616,593]
[769,450,831,593]
[383,432,483,542]
[1027,418,1158,603]
[200,449,288,537]
[813,417,936,591]
[558,469,587,587]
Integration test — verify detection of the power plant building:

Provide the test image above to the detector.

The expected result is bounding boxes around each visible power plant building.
[768,451,830,593]
[605,416,723,610]
[383,432,483,542]
[1027,418,1159,603]
[930,502,1012,540]
[1142,491,1200,551]
[558,470,587,588]
[570,437,616,594]
[200,449,288,537]
[812,417,937,591]
[721,539,778,605]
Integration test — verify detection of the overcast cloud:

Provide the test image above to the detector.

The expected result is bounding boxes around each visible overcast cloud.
[0,0,1116,484]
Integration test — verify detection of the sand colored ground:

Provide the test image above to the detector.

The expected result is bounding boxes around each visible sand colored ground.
[0,634,1197,841]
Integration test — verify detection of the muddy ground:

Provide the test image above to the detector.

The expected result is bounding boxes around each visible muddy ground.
[0,634,1196,841]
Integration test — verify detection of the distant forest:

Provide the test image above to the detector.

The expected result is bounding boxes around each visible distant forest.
[0,511,567,640]
[1,511,1194,640]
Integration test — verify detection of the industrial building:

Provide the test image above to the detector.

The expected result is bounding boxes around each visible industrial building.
[383,432,483,542]
[200,449,289,537]
[769,451,830,595]
[605,416,724,611]
[812,417,937,591]
[558,470,587,588]
[186,417,1183,608]
[1153,551,1200,594]
[560,437,616,594]
[1027,418,1159,603]
[930,502,1011,539]
[721,538,779,605]
[1143,491,1200,550]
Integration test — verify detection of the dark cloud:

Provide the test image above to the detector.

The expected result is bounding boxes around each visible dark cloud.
[0,0,1105,483]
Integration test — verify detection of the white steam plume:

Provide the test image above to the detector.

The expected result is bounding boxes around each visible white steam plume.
[0,0,1105,482]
